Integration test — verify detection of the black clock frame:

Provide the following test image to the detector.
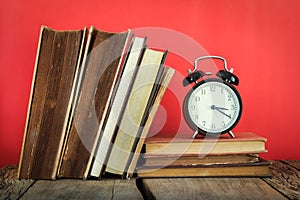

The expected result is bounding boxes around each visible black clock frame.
[183,78,243,136]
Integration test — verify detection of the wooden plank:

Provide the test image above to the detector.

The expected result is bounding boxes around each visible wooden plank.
[20,179,143,200]
[139,178,286,200]
[263,161,300,199]
[0,165,35,200]
[282,160,300,171]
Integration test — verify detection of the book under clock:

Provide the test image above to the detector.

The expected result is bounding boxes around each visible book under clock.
[136,132,270,178]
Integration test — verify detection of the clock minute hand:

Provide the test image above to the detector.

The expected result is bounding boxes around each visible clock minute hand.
[211,105,231,119]
[215,108,232,119]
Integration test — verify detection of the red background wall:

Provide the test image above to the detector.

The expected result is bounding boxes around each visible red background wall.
[1,0,300,168]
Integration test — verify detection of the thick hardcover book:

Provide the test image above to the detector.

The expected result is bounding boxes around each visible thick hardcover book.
[105,48,167,175]
[142,154,259,167]
[137,158,271,178]
[126,67,175,177]
[89,37,146,178]
[18,26,85,179]
[145,132,267,156]
[58,26,130,179]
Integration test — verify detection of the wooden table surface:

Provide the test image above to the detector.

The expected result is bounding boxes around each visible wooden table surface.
[0,161,299,200]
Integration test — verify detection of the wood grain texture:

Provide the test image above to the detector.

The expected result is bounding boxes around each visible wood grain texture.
[0,165,35,200]
[19,26,84,179]
[20,179,143,200]
[282,160,300,171]
[263,161,300,200]
[1,161,298,199]
[59,27,130,179]
[140,178,286,200]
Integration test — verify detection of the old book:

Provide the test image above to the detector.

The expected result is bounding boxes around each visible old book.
[18,26,86,179]
[137,158,271,178]
[57,25,93,178]
[145,132,267,156]
[105,48,167,175]
[57,28,89,175]
[126,67,175,177]
[143,154,259,167]
[58,26,131,179]
[89,37,146,178]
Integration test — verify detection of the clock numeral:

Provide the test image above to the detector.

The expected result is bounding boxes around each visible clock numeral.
[228,94,232,101]
[194,114,199,120]
[222,121,226,127]
[210,85,216,92]
[221,88,224,94]
[195,96,200,102]
[211,123,216,129]
[190,105,196,110]
[202,121,206,127]
[231,105,237,110]
[201,88,206,95]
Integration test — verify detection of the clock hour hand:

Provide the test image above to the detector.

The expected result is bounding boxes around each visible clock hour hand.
[211,105,228,110]
[211,105,231,119]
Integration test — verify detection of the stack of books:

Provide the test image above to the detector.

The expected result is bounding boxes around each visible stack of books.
[18,25,174,180]
[137,132,271,177]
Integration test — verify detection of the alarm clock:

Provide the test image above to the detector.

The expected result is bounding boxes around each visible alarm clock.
[182,56,242,138]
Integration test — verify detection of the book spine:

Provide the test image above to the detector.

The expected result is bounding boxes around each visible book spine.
[57,27,93,178]
[18,25,45,179]
[126,67,175,178]
[84,30,132,179]
[58,28,130,179]
[122,51,168,177]
[19,27,84,179]
[105,48,166,175]
[56,28,87,179]
[89,36,147,178]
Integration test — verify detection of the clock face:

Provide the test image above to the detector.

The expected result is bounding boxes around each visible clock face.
[184,78,242,134]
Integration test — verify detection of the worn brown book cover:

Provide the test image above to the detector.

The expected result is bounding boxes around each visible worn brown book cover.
[18,26,85,179]
[58,26,130,179]
[89,36,146,178]
[137,158,271,178]
[145,132,267,156]
[142,154,260,167]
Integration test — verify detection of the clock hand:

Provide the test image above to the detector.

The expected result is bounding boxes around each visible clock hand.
[215,108,231,119]
[211,105,229,110]
[211,105,231,119]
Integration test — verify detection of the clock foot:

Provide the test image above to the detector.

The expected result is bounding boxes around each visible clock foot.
[228,130,235,138]
[192,130,199,139]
